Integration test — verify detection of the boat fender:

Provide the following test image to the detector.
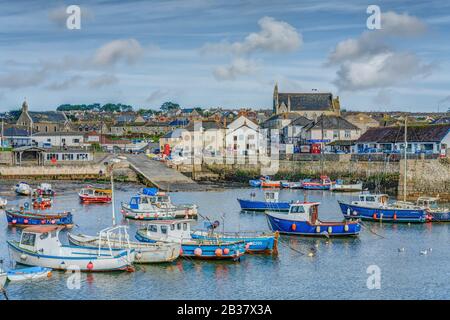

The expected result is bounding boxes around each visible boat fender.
[20,254,27,260]
[24,219,29,224]
[393,213,397,221]
[291,223,297,231]
[179,248,183,255]
[347,208,351,216]
[215,248,223,257]
[51,219,56,224]
[316,226,320,233]
[353,210,358,216]
[373,213,377,220]
[194,248,202,256]
[245,243,250,251]
[344,225,349,232]
[327,226,332,234]
[380,213,383,220]
[12,219,17,224]
[41,220,46,224]
[47,271,52,278]
[135,252,142,260]
[223,248,230,255]
[87,261,94,271]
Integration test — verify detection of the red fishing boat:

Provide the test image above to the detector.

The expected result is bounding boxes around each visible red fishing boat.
[78,187,112,203]
[32,197,52,209]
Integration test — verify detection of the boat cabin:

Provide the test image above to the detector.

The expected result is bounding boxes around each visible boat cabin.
[144,219,194,242]
[80,187,111,197]
[286,202,320,223]
[128,195,158,210]
[353,193,389,207]
[19,226,62,255]
[417,197,440,210]
[264,191,279,203]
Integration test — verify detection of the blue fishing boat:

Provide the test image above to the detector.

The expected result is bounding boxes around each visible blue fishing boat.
[238,191,291,212]
[135,220,246,261]
[416,197,449,222]
[265,202,361,237]
[302,176,334,190]
[5,209,73,228]
[191,221,279,254]
[249,179,262,187]
[338,193,428,223]
[7,266,52,282]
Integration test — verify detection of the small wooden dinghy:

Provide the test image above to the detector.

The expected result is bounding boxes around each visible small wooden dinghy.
[5,209,73,228]
[136,220,246,261]
[7,226,134,272]
[7,266,52,282]
[68,226,180,263]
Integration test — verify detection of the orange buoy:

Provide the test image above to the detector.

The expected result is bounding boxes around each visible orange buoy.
[373,213,377,220]
[179,248,183,255]
[215,248,223,256]
[194,248,202,256]
[393,213,397,221]
[87,261,94,271]
[292,223,297,231]
[223,248,230,255]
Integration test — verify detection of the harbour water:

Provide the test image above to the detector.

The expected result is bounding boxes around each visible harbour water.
[1,181,450,300]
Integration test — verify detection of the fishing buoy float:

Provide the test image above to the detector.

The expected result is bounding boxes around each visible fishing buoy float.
[215,248,223,257]
[245,243,250,251]
[344,224,349,232]
[87,261,94,270]
[20,254,27,260]
[179,248,183,255]
[223,248,230,255]
[327,226,332,234]
[315,226,320,233]
[291,223,297,231]
[194,248,202,256]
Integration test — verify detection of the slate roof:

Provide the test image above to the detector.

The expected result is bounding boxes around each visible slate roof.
[169,119,189,126]
[278,93,333,111]
[304,115,359,131]
[185,120,224,131]
[29,111,67,123]
[356,124,450,143]
[289,116,313,127]
[162,129,184,139]
[3,126,31,137]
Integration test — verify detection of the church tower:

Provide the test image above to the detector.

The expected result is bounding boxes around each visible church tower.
[273,83,279,114]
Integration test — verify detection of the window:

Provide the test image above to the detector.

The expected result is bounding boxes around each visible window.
[170,224,175,231]
[21,233,36,246]
[366,196,375,202]
[344,130,351,138]
[177,223,181,230]
[160,226,168,234]
[73,139,80,143]
[183,223,187,231]
[333,130,339,139]
[148,225,157,232]
[40,232,49,240]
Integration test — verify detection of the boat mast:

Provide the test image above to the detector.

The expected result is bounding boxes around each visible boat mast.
[110,164,116,226]
[403,116,407,202]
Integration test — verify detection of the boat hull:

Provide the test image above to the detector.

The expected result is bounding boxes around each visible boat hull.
[79,194,111,203]
[265,212,360,237]
[302,183,331,190]
[191,231,279,254]
[330,183,363,192]
[7,267,52,282]
[121,204,177,220]
[429,211,450,222]
[338,201,427,223]
[249,180,261,187]
[135,231,245,261]
[7,241,133,272]
[68,233,180,263]
[237,199,290,212]
[5,210,73,228]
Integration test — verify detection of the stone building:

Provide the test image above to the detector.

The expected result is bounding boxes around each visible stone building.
[273,84,340,119]
[16,100,70,133]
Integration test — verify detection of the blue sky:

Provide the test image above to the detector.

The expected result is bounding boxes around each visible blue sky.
[0,0,450,112]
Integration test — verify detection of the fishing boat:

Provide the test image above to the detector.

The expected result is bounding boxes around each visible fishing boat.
[338,193,428,223]
[416,197,450,222]
[237,191,291,212]
[68,226,180,263]
[78,186,112,203]
[330,180,363,192]
[32,197,52,209]
[121,194,177,220]
[33,183,55,197]
[191,221,279,254]
[15,182,32,196]
[249,179,262,187]
[288,181,303,189]
[266,202,361,237]
[5,209,73,228]
[137,188,198,219]
[135,220,246,261]
[0,197,7,209]
[7,226,134,272]
[302,176,334,190]
[7,266,52,282]
[260,176,282,188]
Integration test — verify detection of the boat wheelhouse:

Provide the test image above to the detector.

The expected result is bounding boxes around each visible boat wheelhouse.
[121,194,177,220]
[135,220,246,261]
[7,226,134,272]
[78,187,112,203]
[338,193,428,223]
[266,202,360,237]
[416,197,450,222]
[237,191,291,212]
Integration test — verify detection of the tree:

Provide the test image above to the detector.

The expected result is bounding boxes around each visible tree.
[160,101,180,112]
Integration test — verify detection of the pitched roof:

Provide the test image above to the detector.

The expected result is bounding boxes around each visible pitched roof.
[304,115,359,131]
[278,93,334,111]
[29,111,67,123]
[289,116,313,127]
[3,126,31,137]
[356,124,450,143]
[162,129,184,139]
[185,121,224,131]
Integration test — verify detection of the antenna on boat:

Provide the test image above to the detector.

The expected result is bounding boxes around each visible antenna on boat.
[110,163,116,226]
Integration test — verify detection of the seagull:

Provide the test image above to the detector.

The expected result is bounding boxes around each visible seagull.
[420,250,428,255]
[398,248,405,252]
[307,252,315,257]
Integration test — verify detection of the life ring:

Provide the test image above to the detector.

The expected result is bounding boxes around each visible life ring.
[24,202,30,209]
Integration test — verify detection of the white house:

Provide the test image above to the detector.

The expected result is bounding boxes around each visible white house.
[225,115,263,156]
[31,132,85,148]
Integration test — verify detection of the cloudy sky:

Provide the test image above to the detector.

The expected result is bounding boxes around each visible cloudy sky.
[1,0,450,112]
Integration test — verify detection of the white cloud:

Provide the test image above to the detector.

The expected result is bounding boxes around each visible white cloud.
[93,39,144,66]
[213,58,259,81]
[328,11,431,91]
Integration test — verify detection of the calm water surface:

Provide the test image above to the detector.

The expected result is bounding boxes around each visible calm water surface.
[1,182,450,300]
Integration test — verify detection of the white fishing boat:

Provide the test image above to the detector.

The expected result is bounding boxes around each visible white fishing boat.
[7,266,52,282]
[68,226,180,263]
[330,180,363,192]
[139,188,198,219]
[121,194,178,220]
[34,183,55,197]
[0,197,7,209]
[15,182,32,196]
[7,226,135,272]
